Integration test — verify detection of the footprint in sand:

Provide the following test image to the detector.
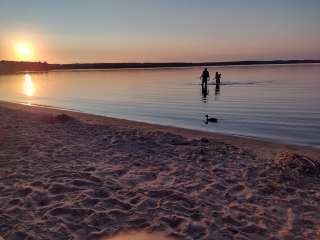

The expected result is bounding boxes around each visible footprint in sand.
[48,207,95,223]
[104,197,132,211]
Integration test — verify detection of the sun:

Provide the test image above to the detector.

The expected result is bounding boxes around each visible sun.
[14,42,34,61]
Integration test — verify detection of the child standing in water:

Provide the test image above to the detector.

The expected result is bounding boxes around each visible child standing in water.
[215,71,222,85]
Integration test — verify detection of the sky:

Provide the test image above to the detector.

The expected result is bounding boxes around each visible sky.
[0,0,319,63]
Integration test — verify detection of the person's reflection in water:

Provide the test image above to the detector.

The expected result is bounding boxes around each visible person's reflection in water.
[214,84,220,101]
[201,85,209,103]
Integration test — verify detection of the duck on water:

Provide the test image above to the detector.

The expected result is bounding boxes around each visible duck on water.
[205,115,218,124]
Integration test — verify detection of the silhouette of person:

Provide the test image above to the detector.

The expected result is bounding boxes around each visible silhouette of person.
[201,68,210,88]
[215,71,222,85]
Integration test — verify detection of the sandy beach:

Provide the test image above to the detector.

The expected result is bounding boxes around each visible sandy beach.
[0,101,319,240]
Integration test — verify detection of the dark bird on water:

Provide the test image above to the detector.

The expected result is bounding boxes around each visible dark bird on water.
[205,115,218,123]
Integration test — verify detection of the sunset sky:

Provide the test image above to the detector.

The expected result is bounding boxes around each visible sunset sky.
[0,0,319,63]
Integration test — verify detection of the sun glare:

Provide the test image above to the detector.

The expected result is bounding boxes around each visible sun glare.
[15,42,34,61]
[24,74,33,97]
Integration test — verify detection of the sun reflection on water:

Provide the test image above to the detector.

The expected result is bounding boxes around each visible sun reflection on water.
[24,74,33,97]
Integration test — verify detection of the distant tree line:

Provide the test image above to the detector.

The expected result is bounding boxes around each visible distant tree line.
[1,59,320,73]
[0,61,50,73]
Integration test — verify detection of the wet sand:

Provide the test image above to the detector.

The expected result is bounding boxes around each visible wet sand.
[0,101,319,240]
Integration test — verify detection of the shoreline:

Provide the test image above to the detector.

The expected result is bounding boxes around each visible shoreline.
[1,100,320,239]
[1,100,319,159]
[11,100,320,149]
[1,60,320,74]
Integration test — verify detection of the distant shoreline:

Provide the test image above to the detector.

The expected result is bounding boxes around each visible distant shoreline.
[1,59,320,73]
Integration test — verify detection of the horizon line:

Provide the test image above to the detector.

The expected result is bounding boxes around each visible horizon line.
[1,59,320,74]
[2,58,320,65]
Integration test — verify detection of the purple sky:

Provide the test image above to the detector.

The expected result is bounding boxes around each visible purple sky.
[0,0,319,63]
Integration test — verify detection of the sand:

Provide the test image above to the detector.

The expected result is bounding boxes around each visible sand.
[0,101,319,240]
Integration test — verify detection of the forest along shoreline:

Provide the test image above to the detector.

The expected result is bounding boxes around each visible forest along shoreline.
[1,60,320,73]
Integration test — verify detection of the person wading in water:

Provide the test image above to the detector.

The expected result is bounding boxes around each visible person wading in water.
[201,68,210,88]
[215,71,222,85]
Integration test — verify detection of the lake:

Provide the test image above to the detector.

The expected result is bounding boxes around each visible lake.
[0,64,319,147]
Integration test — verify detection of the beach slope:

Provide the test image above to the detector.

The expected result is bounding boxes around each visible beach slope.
[0,101,319,240]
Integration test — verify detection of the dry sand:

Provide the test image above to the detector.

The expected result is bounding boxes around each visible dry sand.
[0,101,319,240]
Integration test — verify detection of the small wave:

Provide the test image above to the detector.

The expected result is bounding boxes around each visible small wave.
[194,80,272,86]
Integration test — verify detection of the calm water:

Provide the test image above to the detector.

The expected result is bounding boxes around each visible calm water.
[1,64,320,147]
